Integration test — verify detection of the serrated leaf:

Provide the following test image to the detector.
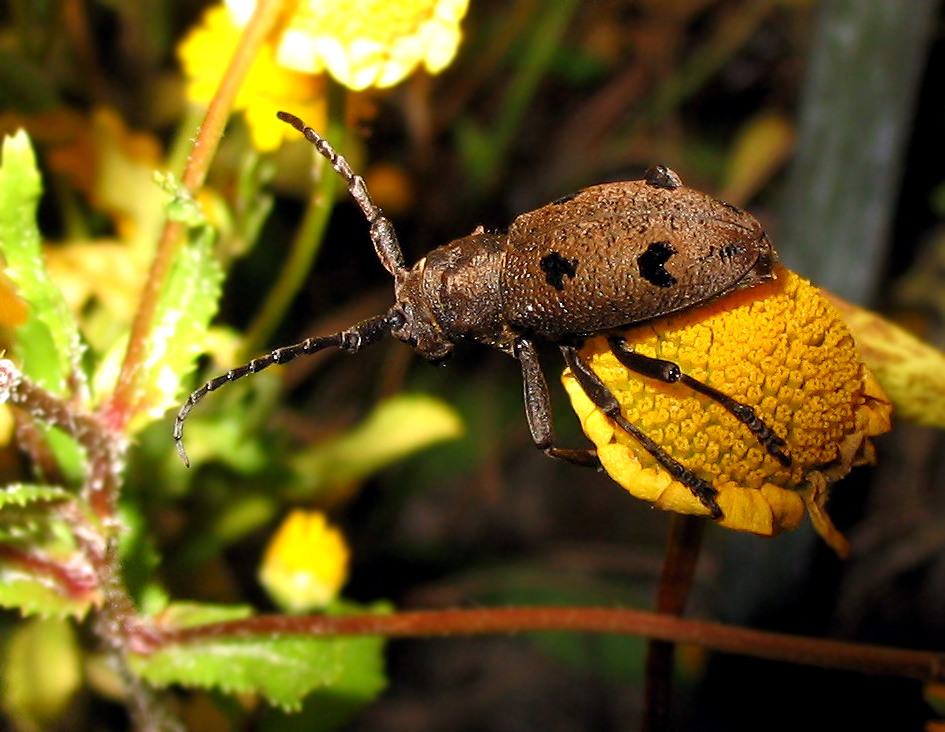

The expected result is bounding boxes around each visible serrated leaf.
[122,176,224,431]
[259,625,387,731]
[0,483,98,618]
[0,560,97,619]
[0,131,84,395]
[132,602,387,711]
[0,483,72,509]
[289,393,463,499]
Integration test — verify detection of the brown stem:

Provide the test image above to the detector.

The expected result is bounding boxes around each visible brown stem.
[101,0,286,433]
[643,514,707,732]
[0,360,170,727]
[143,606,945,683]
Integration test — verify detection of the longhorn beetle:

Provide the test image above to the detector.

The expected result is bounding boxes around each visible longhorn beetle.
[174,111,790,519]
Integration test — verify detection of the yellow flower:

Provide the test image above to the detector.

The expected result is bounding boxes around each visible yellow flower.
[178,5,327,151]
[226,0,468,90]
[258,509,349,612]
[561,266,892,556]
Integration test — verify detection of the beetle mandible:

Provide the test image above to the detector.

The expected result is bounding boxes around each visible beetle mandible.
[174,110,790,519]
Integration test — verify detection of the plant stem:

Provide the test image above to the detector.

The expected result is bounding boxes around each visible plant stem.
[643,514,706,732]
[102,0,285,433]
[147,605,945,683]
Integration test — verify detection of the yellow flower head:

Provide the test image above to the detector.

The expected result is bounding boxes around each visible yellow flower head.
[227,0,468,90]
[178,0,466,147]
[258,509,350,612]
[561,266,892,556]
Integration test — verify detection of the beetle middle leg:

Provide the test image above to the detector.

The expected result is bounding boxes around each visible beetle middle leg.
[514,338,600,468]
[607,336,791,467]
[560,345,723,519]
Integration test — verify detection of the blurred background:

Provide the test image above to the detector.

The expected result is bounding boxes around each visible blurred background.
[2,0,945,730]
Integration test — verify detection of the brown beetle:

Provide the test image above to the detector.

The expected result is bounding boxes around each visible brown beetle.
[174,111,787,518]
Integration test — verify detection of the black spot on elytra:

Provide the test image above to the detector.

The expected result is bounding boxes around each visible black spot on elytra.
[720,243,742,261]
[540,251,578,290]
[551,191,579,206]
[637,241,677,288]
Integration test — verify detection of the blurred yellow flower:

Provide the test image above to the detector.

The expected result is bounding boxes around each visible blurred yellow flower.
[258,509,349,612]
[178,5,327,151]
[562,266,892,556]
[178,0,467,148]
[226,0,468,90]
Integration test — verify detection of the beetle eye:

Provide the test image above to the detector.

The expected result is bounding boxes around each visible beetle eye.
[387,307,407,331]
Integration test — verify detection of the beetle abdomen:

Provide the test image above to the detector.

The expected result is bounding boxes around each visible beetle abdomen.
[501,180,774,339]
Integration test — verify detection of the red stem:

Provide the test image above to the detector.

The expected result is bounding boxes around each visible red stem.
[143,606,945,683]
[644,514,707,731]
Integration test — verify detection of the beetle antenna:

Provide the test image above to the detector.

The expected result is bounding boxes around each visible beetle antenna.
[277,111,408,281]
[174,312,395,467]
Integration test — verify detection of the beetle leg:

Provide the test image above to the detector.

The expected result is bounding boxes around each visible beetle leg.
[514,338,600,468]
[561,345,723,519]
[607,336,791,467]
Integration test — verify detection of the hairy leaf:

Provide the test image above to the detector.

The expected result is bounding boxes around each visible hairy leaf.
[132,602,387,712]
[0,131,84,395]
[122,174,224,431]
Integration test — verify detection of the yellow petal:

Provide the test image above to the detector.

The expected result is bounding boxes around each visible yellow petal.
[821,290,945,430]
[268,0,469,89]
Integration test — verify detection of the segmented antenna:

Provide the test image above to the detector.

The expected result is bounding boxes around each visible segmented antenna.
[275,111,407,278]
[174,315,393,467]
[174,112,412,467]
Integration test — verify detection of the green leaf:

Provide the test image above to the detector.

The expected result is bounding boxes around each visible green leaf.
[0,131,83,395]
[259,619,387,731]
[0,484,72,509]
[122,174,224,431]
[0,483,98,618]
[288,393,464,498]
[131,602,388,712]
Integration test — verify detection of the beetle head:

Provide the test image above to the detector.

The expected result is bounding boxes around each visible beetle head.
[389,260,455,363]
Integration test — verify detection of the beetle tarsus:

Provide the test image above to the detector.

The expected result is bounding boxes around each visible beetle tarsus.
[561,345,723,519]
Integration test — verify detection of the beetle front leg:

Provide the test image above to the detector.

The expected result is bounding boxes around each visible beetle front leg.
[560,345,723,519]
[514,338,600,468]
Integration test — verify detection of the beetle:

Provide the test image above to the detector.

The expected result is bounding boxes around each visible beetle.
[174,110,789,519]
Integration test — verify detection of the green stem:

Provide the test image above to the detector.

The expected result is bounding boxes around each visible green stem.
[239,88,345,359]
